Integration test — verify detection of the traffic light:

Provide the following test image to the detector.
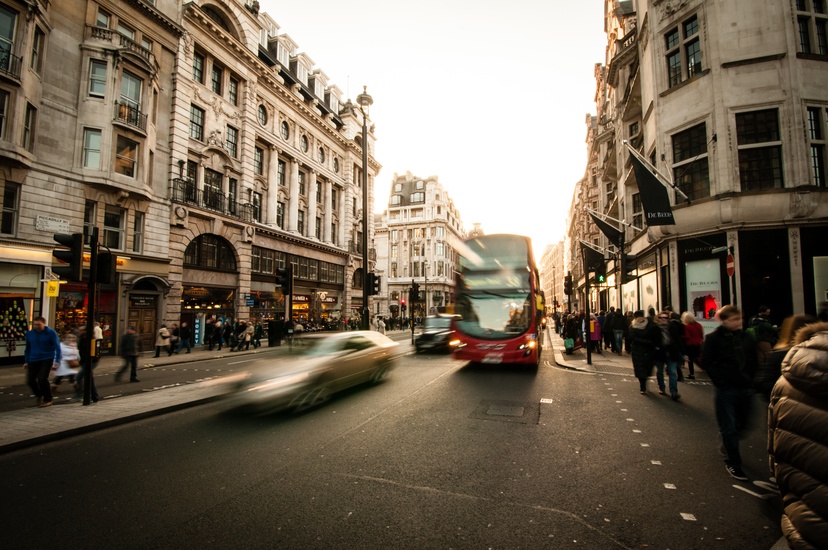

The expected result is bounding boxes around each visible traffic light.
[595,262,607,284]
[621,254,636,284]
[371,273,381,295]
[53,233,84,281]
[563,274,572,296]
[97,251,117,284]
[276,265,293,295]
[411,282,420,300]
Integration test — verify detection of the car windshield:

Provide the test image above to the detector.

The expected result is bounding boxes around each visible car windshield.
[454,292,532,339]
[424,317,453,329]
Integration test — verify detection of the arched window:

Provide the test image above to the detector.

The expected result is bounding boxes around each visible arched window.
[184,234,237,270]
[353,268,365,289]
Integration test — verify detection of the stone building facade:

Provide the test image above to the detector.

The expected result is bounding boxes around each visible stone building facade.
[374,172,465,322]
[0,0,378,362]
[568,0,828,329]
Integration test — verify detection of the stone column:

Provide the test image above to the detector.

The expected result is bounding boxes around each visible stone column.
[266,146,279,225]
[288,159,299,233]
[308,171,318,239]
[323,179,332,243]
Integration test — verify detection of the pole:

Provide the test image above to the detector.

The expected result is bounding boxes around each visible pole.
[618,231,625,315]
[83,227,99,406]
[410,279,415,344]
[425,263,428,316]
[360,113,370,330]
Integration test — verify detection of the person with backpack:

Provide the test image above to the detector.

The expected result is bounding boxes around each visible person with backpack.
[748,305,778,367]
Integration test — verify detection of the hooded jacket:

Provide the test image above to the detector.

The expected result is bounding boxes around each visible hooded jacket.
[768,322,828,549]
[628,317,660,379]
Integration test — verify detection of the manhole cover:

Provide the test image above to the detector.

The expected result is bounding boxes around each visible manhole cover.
[487,405,525,417]
[470,400,539,424]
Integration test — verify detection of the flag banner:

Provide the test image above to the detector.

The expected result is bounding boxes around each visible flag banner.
[580,242,605,272]
[589,212,623,245]
[629,153,675,226]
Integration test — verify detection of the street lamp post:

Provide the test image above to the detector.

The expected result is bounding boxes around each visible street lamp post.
[357,86,373,330]
[424,260,429,317]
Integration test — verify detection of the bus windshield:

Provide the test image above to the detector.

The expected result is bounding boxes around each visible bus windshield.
[455,290,533,339]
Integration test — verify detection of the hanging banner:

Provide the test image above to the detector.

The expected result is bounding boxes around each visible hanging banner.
[629,152,676,226]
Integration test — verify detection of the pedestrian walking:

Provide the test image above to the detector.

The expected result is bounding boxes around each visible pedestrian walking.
[168,323,180,355]
[680,311,704,380]
[589,313,602,354]
[611,308,627,355]
[768,321,828,549]
[74,331,100,402]
[654,310,685,400]
[116,326,142,383]
[154,324,170,357]
[748,305,778,367]
[223,319,234,351]
[252,321,263,348]
[628,310,660,395]
[242,321,254,350]
[210,320,223,351]
[23,316,62,408]
[177,321,192,354]
[701,305,759,481]
[52,333,80,392]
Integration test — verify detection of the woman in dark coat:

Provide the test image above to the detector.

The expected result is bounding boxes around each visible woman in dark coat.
[628,310,661,394]
[768,321,828,549]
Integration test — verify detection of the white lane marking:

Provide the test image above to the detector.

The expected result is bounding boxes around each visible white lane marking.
[540,398,553,403]
[640,443,650,447]
[733,485,776,499]
[680,513,697,521]
[651,460,662,465]
[633,429,642,433]
[664,483,676,490]
[227,360,255,365]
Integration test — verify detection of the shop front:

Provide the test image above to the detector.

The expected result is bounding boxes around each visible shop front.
[179,285,235,345]
[0,262,41,365]
[55,283,117,355]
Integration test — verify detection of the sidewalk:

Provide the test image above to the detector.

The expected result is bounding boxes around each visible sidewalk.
[547,329,711,383]
[0,331,416,455]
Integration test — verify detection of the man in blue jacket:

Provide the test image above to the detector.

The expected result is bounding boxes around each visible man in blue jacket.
[23,316,62,408]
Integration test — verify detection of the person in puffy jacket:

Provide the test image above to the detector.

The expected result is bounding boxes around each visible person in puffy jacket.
[768,321,828,549]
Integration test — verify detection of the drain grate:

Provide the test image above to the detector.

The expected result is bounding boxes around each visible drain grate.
[470,399,539,424]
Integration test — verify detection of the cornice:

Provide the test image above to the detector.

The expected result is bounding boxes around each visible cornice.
[125,0,184,36]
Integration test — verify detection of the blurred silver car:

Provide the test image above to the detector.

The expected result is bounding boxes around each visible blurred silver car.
[227,331,399,414]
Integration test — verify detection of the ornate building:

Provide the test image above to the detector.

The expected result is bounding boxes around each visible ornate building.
[374,172,465,321]
[0,0,379,362]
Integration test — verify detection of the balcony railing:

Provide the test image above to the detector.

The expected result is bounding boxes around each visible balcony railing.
[0,51,22,80]
[118,34,153,65]
[114,101,148,131]
[172,179,255,222]
[86,25,156,68]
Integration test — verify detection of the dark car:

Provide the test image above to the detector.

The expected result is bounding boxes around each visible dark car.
[227,331,400,414]
[415,315,459,354]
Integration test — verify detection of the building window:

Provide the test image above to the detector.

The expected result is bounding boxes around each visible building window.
[671,122,710,200]
[229,77,239,106]
[278,159,286,186]
[390,195,401,205]
[298,171,306,195]
[315,217,321,239]
[96,9,110,28]
[316,182,322,203]
[204,168,223,209]
[333,157,339,173]
[184,235,237,270]
[193,51,204,83]
[665,14,702,88]
[0,89,6,139]
[103,206,125,250]
[331,188,337,210]
[410,192,425,203]
[797,0,828,55]
[211,64,223,95]
[89,59,107,97]
[132,211,144,253]
[0,181,19,235]
[277,201,284,228]
[117,23,134,41]
[0,7,14,65]
[632,193,643,229]
[83,128,102,169]
[83,200,96,244]
[114,135,138,177]
[227,178,237,215]
[300,134,309,152]
[31,26,44,73]
[253,192,262,222]
[736,108,783,191]
[280,120,289,140]
[806,106,827,187]
[331,223,337,246]
[226,125,238,157]
[258,104,267,126]
[318,147,325,164]
[22,103,36,151]
[252,246,275,274]
[120,71,141,109]
[297,210,305,234]
[189,104,205,141]
[254,146,264,175]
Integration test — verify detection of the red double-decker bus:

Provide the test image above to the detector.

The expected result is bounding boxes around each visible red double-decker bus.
[450,234,545,368]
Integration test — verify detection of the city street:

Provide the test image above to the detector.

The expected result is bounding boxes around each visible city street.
[1,331,783,549]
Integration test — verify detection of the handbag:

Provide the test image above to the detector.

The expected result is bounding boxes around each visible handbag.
[564,337,574,349]
[68,359,80,368]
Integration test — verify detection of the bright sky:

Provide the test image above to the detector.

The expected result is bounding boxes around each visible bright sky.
[259,0,607,256]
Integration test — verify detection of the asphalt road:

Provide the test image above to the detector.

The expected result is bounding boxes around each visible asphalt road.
[1,348,782,549]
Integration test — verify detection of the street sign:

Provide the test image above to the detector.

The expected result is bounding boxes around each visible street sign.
[726,253,735,277]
